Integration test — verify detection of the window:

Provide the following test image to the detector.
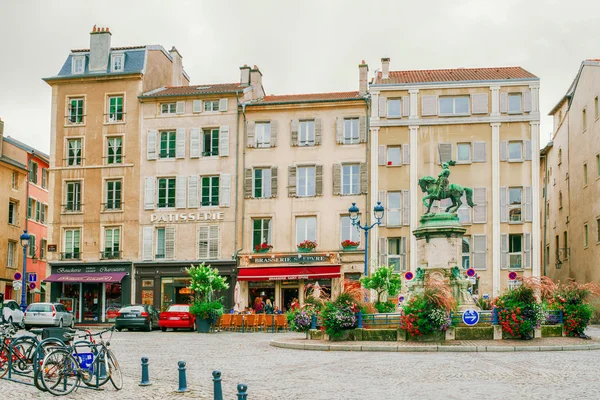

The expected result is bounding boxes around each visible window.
[508,141,523,161]
[28,234,36,257]
[596,96,599,120]
[457,143,471,163]
[64,229,81,259]
[299,120,315,146]
[584,224,589,248]
[439,96,470,115]
[35,201,41,221]
[201,176,220,206]
[343,118,359,144]
[111,54,124,72]
[203,128,219,156]
[564,231,568,259]
[39,239,46,260]
[107,137,123,164]
[296,216,317,244]
[387,99,401,117]
[253,168,272,198]
[342,164,360,195]
[387,192,402,226]
[462,237,470,269]
[559,191,563,209]
[508,93,522,114]
[8,201,17,225]
[103,227,120,259]
[340,216,360,244]
[41,168,47,189]
[297,166,316,197]
[7,241,16,268]
[67,139,82,166]
[27,197,33,219]
[11,171,18,189]
[29,161,38,183]
[198,226,219,259]
[256,122,271,148]
[253,218,272,248]
[508,187,522,222]
[387,146,401,166]
[584,163,588,186]
[65,181,82,212]
[108,95,124,122]
[161,103,176,114]
[159,131,176,159]
[41,204,47,224]
[156,228,166,258]
[583,108,587,131]
[157,178,176,208]
[388,238,407,272]
[68,98,84,124]
[597,218,600,243]
[106,180,122,210]
[555,235,560,261]
[72,56,84,74]
[204,100,219,112]
[597,155,600,177]
[509,234,523,269]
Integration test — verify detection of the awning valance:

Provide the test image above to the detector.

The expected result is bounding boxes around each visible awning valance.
[237,266,341,281]
[44,272,127,283]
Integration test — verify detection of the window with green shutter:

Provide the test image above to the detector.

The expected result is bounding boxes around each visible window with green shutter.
[201,176,220,206]
[203,129,219,156]
[108,96,124,122]
[157,178,176,208]
[107,137,122,164]
[68,98,84,124]
[160,131,176,158]
[106,180,122,210]
[253,219,272,248]
[28,234,36,258]
[27,197,33,219]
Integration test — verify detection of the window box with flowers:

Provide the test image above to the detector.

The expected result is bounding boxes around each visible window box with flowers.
[254,242,273,254]
[297,240,318,253]
[341,240,360,251]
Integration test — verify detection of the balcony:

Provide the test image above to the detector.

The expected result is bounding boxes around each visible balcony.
[60,252,81,261]
[100,250,122,260]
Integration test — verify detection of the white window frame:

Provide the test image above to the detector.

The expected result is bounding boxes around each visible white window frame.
[253,218,272,248]
[107,95,124,122]
[299,120,315,146]
[7,241,16,268]
[72,56,85,74]
[456,143,471,164]
[387,191,402,227]
[65,181,82,212]
[387,146,402,166]
[204,100,220,112]
[202,128,220,157]
[253,168,272,199]
[342,164,360,195]
[67,138,82,166]
[68,97,85,124]
[387,237,407,272]
[159,131,177,159]
[508,187,523,223]
[156,227,166,258]
[296,216,317,244]
[11,171,17,189]
[439,96,470,116]
[387,98,401,118]
[462,236,471,270]
[255,122,271,148]
[103,227,121,258]
[107,136,123,165]
[343,118,359,145]
[157,177,176,209]
[161,103,177,114]
[105,179,122,210]
[340,215,360,244]
[509,234,523,270]
[201,176,220,207]
[8,201,17,225]
[508,93,522,114]
[111,53,124,72]
[508,141,523,162]
[297,166,316,197]
[64,228,81,258]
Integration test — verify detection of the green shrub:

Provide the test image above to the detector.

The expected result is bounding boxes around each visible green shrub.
[374,301,396,313]
[190,300,224,321]
[494,280,544,339]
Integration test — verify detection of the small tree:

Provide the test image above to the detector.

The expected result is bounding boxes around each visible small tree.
[360,265,401,304]
[186,263,229,302]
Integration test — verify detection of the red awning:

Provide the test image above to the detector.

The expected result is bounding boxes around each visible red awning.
[237,266,341,281]
[44,272,127,283]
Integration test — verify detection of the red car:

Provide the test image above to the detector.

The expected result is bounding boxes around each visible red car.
[158,304,196,332]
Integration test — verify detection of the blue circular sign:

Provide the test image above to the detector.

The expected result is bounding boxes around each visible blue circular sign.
[397,295,405,303]
[462,309,480,326]
[466,268,476,277]
[13,272,22,280]
[404,271,414,281]
[508,271,518,281]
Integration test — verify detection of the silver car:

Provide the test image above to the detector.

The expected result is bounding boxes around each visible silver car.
[24,302,75,329]
[3,300,24,327]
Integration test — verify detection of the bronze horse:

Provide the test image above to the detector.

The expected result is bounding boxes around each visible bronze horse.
[418,176,475,214]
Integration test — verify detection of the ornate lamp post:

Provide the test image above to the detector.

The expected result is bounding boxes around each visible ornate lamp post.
[19,230,30,312]
[348,202,385,277]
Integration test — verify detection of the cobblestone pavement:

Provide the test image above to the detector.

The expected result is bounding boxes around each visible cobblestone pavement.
[2,326,600,399]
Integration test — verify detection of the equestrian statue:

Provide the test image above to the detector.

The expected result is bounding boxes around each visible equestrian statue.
[418,160,475,214]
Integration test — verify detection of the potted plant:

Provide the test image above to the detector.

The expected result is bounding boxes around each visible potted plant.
[186,263,229,333]
[297,240,318,253]
[341,240,360,251]
[360,265,401,312]
[254,242,273,253]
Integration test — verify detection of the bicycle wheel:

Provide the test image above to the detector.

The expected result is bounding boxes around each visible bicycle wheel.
[81,351,110,388]
[34,340,67,392]
[107,349,123,390]
[0,345,8,379]
[41,350,80,396]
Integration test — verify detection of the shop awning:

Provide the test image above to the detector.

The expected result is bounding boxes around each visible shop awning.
[44,272,127,283]
[237,266,341,281]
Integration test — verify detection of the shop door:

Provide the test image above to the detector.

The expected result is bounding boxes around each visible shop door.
[174,285,193,305]
[82,283,102,322]
[281,288,299,313]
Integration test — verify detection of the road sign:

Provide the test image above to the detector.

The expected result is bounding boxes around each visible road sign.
[462,309,479,326]
[13,272,22,280]
[397,295,405,303]
[508,271,518,281]
[468,276,477,284]
[47,244,57,252]
[12,281,22,291]
[28,273,37,283]
[466,268,476,277]
[29,282,36,290]
[404,271,414,281]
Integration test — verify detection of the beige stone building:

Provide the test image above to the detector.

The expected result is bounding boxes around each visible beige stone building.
[370,59,541,296]
[43,27,187,322]
[542,59,600,283]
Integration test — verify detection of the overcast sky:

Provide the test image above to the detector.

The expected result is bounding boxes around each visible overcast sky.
[1,0,599,154]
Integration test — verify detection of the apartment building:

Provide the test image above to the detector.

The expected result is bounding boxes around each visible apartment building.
[542,59,600,283]
[43,27,188,322]
[370,58,541,296]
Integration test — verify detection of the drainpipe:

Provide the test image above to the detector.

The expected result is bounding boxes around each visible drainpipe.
[363,94,372,274]
[234,92,240,260]
[235,102,248,257]
[542,152,548,276]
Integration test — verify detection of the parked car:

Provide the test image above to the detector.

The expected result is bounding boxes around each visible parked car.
[115,304,159,332]
[158,304,196,332]
[3,300,24,327]
[24,302,75,329]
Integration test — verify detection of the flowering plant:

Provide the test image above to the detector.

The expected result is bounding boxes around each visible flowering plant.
[254,242,273,252]
[287,309,314,333]
[400,280,454,337]
[546,279,600,337]
[341,240,360,248]
[493,278,545,339]
[297,240,318,250]
[321,292,360,338]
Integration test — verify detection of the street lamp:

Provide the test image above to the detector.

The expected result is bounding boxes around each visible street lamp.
[348,202,385,277]
[19,230,30,312]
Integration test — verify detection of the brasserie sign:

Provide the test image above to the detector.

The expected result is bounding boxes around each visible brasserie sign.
[150,212,225,223]
[250,255,328,264]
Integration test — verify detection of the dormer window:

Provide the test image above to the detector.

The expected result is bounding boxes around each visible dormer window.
[72,56,85,74]
[112,53,124,72]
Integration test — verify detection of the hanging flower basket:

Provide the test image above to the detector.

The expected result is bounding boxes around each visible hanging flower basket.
[341,240,360,251]
[254,243,273,253]
[297,240,318,252]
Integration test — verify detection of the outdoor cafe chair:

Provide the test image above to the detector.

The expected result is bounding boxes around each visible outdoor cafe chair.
[274,314,288,332]
[264,314,275,332]
[233,314,244,332]
[257,313,266,330]
[219,314,232,331]
[245,314,258,332]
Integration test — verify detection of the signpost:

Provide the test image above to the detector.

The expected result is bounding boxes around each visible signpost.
[12,280,22,292]
[508,271,518,280]
[13,272,22,281]
[47,244,57,252]
[397,295,405,303]
[29,282,36,290]
[462,309,480,326]
[466,268,476,277]
[404,271,414,281]
[28,273,37,283]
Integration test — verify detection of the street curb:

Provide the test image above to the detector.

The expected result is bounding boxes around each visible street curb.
[270,339,600,353]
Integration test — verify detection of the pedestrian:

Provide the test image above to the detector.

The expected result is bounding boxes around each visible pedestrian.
[264,299,274,314]
[253,297,264,313]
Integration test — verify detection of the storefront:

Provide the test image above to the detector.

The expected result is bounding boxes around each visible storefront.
[134,261,236,312]
[45,263,132,323]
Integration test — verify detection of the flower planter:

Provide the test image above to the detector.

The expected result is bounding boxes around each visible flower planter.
[297,247,314,253]
[196,318,212,333]
[254,248,270,254]
[342,246,358,251]
[406,330,445,342]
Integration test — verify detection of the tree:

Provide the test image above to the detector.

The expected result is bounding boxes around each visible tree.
[360,265,401,303]
[186,263,229,303]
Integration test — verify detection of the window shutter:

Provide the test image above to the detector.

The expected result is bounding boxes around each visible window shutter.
[402,96,410,117]
[219,125,229,157]
[524,233,531,269]
[197,226,208,259]
[459,193,471,224]
[187,176,198,208]
[271,121,278,147]
[402,144,410,165]
[147,130,157,160]
[359,116,367,143]
[421,95,438,116]
[379,96,387,118]
[288,166,297,197]
[219,98,228,112]
[144,177,155,210]
[473,234,487,270]
[219,173,231,207]
[176,101,185,114]
[500,234,509,269]
[402,190,410,226]
[524,140,532,161]
[524,186,532,222]
[176,128,186,159]
[379,237,388,266]
[247,122,256,148]
[316,165,324,196]
[244,169,253,198]
[360,162,368,194]
[332,164,341,195]
[176,176,187,209]
[271,167,278,198]
[165,227,175,259]
[378,145,387,166]
[499,93,508,113]
[472,187,487,223]
[472,142,486,162]
[142,226,153,261]
[291,120,299,146]
[438,143,452,164]
[378,190,387,227]
[190,128,201,158]
[400,237,407,271]
[336,118,343,144]
[193,100,202,113]
[471,93,489,114]
[209,225,219,259]
[523,91,532,112]
[500,187,508,223]
[314,119,322,145]
[499,141,507,162]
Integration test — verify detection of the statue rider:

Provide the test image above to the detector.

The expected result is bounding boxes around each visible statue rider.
[435,161,455,199]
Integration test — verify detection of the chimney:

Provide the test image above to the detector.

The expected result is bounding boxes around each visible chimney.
[359,60,369,95]
[381,57,390,79]
[240,64,251,86]
[249,65,264,100]
[89,26,112,72]
[169,46,184,86]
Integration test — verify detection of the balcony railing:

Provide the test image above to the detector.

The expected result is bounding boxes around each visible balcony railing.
[62,203,83,213]
[102,202,123,211]
[64,115,86,125]
[104,113,126,124]
[100,250,122,260]
[60,252,81,260]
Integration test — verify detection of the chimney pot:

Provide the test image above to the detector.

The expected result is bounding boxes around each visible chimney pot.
[92,25,97,32]
[358,62,369,95]
[381,57,390,79]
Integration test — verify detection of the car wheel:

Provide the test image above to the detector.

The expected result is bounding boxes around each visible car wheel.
[58,319,63,328]
[161,326,166,332]
[116,327,122,332]
[173,328,178,332]
[146,321,152,332]
[25,325,31,331]
[70,318,75,329]
[192,321,197,332]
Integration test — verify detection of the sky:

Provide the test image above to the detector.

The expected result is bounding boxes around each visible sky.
[1,0,599,154]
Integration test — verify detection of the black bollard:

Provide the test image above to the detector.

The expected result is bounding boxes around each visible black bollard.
[139,356,151,386]
[177,360,188,392]
[213,370,223,400]
[237,383,248,399]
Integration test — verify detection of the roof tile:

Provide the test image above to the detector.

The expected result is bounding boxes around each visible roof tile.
[141,83,243,97]
[257,91,362,104]
[374,66,537,85]
[71,45,146,53]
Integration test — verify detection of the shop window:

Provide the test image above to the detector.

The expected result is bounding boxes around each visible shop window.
[105,283,122,322]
